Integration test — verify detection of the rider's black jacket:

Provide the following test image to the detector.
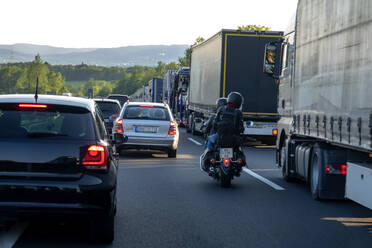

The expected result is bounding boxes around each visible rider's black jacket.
[213,105,244,146]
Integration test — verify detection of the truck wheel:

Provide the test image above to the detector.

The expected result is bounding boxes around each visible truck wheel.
[279,139,291,182]
[310,148,321,200]
[191,116,197,135]
[186,114,192,133]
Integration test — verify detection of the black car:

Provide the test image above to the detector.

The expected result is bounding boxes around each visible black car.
[0,94,126,243]
[107,94,129,106]
[94,98,121,134]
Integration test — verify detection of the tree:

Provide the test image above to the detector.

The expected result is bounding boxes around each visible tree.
[0,66,23,94]
[178,37,205,67]
[14,54,50,93]
[47,71,65,94]
[237,25,271,31]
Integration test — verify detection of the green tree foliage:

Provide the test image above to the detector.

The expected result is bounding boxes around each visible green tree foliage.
[0,66,23,94]
[0,55,66,94]
[0,55,181,98]
[81,79,116,97]
[178,37,205,67]
[237,25,271,31]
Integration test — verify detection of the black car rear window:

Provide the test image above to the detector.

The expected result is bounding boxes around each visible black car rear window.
[96,101,121,118]
[0,103,95,140]
[123,105,170,121]
[108,95,128,105]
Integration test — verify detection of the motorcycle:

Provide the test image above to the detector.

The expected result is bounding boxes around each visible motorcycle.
[200,146,245,188]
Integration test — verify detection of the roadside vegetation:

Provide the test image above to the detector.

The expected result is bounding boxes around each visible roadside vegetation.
[0,29,264,97]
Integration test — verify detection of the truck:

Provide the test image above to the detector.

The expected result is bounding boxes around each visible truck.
[170,67,190,126]
[163,69,177,105]
[149,78,164,103]
[187,29,283,143]
[265,0,372,208]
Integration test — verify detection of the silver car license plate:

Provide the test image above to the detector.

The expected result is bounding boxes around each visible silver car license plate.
[220,148,233,159]
[136,126,157,133]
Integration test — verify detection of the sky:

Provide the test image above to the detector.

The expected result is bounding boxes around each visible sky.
[0,0,298,48]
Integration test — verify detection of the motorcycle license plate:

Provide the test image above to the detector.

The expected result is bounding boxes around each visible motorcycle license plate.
[220,148,233,159]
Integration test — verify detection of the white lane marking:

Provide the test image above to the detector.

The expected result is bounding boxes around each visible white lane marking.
[0,222,28,248]
[188,137,202,146]
[243,168,285,191]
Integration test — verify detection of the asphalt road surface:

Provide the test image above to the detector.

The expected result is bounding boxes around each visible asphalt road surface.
[3,129,372,247]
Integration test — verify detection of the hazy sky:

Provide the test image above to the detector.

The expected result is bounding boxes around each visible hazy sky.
[0,0,298,48]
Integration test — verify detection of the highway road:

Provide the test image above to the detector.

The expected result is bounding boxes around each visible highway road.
[2,129,372,247]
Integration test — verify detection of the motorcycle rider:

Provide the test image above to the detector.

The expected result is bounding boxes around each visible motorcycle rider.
[214,92,244,148]
[203,98,227,138]
[201,92,245,173]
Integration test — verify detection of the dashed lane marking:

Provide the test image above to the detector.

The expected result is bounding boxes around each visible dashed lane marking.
[0,222,28,248]
[188,137,203,146]
[243,168,285,191]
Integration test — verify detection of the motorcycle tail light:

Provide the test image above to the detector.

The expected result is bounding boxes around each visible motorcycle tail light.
[223,158,230,167]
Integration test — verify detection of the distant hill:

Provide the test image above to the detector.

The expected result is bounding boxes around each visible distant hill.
[0,43,188,67]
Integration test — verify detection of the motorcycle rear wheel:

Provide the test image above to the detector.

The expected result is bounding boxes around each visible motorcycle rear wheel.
[220,172,231,188]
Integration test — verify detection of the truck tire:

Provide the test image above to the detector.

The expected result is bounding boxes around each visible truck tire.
[191,115,197,135]
[186,114,192,133]
[279,138,291,182]
[310,149,321,200]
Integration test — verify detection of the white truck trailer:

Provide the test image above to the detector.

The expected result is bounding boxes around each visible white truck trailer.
[265,0,372,208]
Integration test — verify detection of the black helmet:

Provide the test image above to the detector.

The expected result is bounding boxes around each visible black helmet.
[216,97,227,109]
[227,92,243,109]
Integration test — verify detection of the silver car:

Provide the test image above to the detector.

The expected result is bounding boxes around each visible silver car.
[113,102,179,157]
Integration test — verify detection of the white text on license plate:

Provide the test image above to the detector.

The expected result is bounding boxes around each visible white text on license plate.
[220,148,233,158]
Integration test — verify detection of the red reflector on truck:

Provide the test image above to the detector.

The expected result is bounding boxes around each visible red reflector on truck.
[325,164,347,175]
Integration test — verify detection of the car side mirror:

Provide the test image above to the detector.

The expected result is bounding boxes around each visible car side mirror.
[114,133,128,144]
[263,40,283,79]
[109,114,118,122]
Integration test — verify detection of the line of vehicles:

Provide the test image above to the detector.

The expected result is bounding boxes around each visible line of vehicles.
[129,0,372,209]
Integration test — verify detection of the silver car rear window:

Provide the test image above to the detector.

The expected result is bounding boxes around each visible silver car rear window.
[123,106,170,121]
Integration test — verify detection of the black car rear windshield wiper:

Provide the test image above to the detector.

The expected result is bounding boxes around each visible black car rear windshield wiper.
[27,132,69,138]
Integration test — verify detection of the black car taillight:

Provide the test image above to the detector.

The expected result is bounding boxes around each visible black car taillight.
[83,145,107,170]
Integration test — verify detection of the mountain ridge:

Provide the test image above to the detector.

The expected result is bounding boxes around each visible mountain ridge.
[0,43,188,67]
